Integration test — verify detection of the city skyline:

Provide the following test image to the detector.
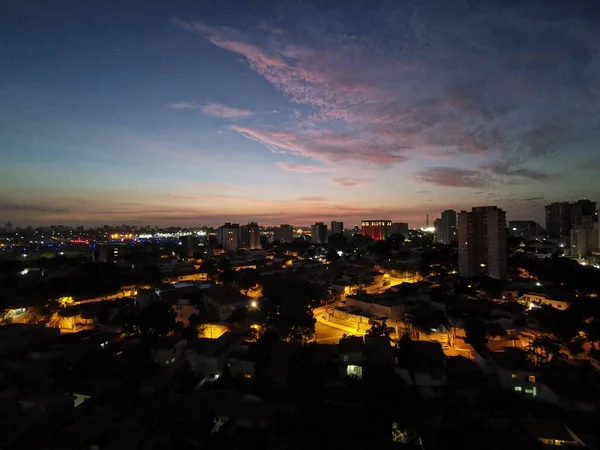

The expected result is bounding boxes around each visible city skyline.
[1,0,600,227]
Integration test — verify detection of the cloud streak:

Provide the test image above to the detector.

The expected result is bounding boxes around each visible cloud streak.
[332,178,371,188]
[415,167,490,188]
[275,162,329,173]
[201,103,253,119]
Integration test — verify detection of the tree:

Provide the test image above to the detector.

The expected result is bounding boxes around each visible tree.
[238,268,260,294]
[531,336,562,365]
[464,317,488,350]
[217,267,239,287]
[486,322,507,340]
[566,337,586,356]
[228,306,248,325]
[200,259,218,278]
[140,263,162,285]
[124,301,180,337]
[260,274,327,343]
[217,258,231,272]
[326,248,340,263]
[367,320,392,338]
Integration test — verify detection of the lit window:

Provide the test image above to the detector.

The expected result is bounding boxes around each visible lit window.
[528,375,536,383]
[511,374,518,379]
[347,365,363,379]
[514,386,522,392]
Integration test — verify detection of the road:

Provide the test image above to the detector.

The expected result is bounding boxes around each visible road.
[314,320,354,344]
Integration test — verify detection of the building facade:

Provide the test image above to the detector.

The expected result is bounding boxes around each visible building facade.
[311,222,328,244]
[545,202,572,237]
[509,221,543,240]
[434,209,457,244]
[217,223,240,251]
[570,227,599,258]
[274,224,294,243]
[458,206,508,280]
[571,199,597,230]
[240,222,261,249]
[391,222,409,238]
[362,220,392,241]
[331,221,344,236]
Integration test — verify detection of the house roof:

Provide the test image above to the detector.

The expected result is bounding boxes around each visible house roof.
[412,341,446,379]
[488,348,536,372]
[338,336,364,353]
[206,285,251,305]
[521,418,579,443]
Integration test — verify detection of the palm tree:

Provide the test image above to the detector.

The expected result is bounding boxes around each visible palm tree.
[367,320,391,338]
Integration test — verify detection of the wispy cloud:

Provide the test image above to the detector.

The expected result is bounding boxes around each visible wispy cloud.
[332,178,371,188]
[275,162,329,173]
[297,196,328,202]
[174,6,600,175]
[201,103,253,119]
[233,126,408,164]
[415,167,490,188]
[171,102,199,110]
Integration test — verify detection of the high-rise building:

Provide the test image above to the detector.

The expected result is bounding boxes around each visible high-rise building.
[180,235,200,256]
[458,206,508,280]
[274,224,294,243]
[570,227,599,258]
[508,221,543,240]
[545,202,572,237]
[571,199,598,229]
[240,222,261,249]
[546,200,597,237]
[217,223,240,251]
[434,209,457,244]
[311,222,328,244]
[361,220,392,241]
[331,221,344,236]
[93,245,121,264]
[391,222,409,238]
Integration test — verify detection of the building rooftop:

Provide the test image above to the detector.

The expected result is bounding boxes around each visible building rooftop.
[488,348,536,372]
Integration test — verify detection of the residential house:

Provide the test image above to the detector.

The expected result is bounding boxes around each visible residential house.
[519,291,571,310]
[344,295,404,321]
[474,348,539,398]
[186,332,244,378]
[520,418,586,447]
[338,336,366,379]
[396,340,447,399]
[203,285,252,320]
[151,336,187,368]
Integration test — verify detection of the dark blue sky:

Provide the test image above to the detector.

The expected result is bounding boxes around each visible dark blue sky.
[1,0,599,226]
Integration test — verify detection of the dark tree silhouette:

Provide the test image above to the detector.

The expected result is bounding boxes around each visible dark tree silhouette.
[124,301,180,337]
[260,274,327,343]
[464,316,488,351]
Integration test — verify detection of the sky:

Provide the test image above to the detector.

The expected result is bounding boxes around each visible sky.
[1,0,599,228]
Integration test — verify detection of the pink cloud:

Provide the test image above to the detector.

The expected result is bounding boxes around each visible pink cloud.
[332,178,372,187]
[275,162,330,173]
[171,102,199,109]
[201,103,253,119]
[232,126,408,165]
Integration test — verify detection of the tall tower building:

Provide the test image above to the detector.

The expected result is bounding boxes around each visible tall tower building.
[545,202,572,237]
[391,222,409,238]
[274,224,294,243]
[217,223,240,251]
[571,199,598,230]
[330,221,344,236]
[311,222,328,244]
[361,220,392,241]
[458,206,508,280]
[434,209,457,244]
[241,222,261,249]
